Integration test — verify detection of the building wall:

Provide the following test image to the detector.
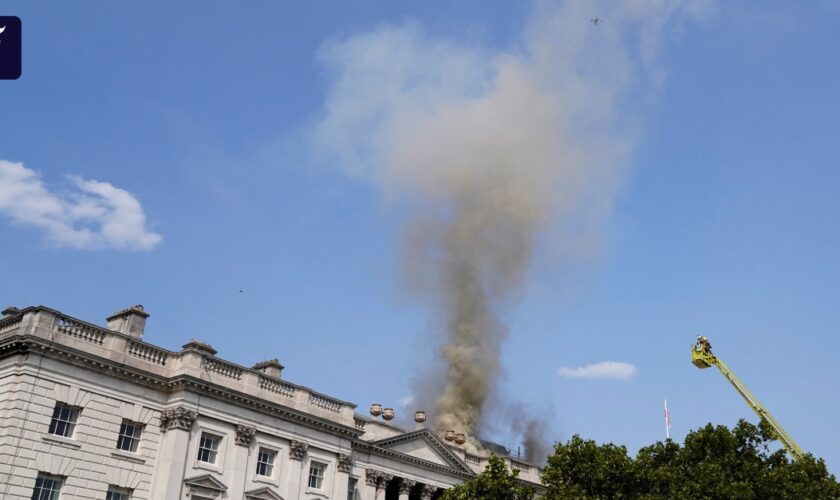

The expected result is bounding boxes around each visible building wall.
[0,359,160,499]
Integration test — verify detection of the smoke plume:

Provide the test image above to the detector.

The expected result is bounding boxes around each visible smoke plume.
[316,0,707,452]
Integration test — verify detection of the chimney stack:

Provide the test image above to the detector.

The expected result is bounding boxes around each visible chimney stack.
[252,359,284,379]
[106,305,149,339]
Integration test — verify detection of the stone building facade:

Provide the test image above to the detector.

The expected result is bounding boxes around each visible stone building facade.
[0,305,542,499]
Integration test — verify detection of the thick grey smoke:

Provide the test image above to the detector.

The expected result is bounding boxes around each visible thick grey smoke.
[316,0,707,453]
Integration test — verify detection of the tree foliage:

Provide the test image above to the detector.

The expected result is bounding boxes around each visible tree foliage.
[442,454,535,500]
[446,420,840,499]
[540,419,840,499]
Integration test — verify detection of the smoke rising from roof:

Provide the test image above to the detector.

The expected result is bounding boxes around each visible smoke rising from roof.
[316,0,707,455]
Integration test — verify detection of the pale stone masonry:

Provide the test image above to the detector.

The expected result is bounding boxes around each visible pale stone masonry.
[0,305,543,499]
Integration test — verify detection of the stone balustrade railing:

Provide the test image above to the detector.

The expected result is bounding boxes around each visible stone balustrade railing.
[202,356,243,380]
[354,416,367,430]
[0,314,23,336]
[310,392,343,412]
[259,375,296,397]
[127,339,170,366]
[0,306,357,428]
[55,315,107,345]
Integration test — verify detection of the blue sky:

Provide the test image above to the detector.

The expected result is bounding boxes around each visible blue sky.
[2,1,839,472]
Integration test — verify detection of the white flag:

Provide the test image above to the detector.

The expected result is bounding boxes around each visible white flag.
[664,399,671,440]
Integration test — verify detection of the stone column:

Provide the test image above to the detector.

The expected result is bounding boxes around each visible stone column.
[149,407,197,499]
[399,479,416,500]
[375,473,393,500]
[364,469,380,500]
[232,425,256,495]
[287,439,308,498]
[420,483,438,500]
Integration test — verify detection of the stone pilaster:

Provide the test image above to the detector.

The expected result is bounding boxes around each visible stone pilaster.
[158,406,197,432]
[233,425,255,494]
[289,439,308,460]
[336,453,355,500]
[150,407,197,498]
[235,425,256,446]
[337,453,355,473]
[287,440,308,498]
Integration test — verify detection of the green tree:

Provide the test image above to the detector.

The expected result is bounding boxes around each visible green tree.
[538,419,840,500]
[541,435,637,499]
[442,454,535,500]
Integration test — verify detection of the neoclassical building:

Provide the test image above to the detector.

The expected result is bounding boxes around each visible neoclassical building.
[0,305,542,499]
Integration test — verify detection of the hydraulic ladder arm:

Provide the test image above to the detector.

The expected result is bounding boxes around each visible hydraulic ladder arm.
[691,337,804,461]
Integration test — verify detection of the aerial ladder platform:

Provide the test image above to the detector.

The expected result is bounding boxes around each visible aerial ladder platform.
[691,336,804,461]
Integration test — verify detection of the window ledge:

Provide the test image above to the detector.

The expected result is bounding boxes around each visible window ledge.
[253,475,279,486]
[42,434,82,449]
[193,461,222,474]
[305,487,329,498]
[111,449,146,464]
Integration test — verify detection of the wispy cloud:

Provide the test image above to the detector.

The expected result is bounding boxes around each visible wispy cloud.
[558,361,637,380]
[0,160,162,250]
[398,395,415,409]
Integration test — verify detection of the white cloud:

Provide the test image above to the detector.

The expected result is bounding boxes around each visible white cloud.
[558,361,637,380]
[398,395,415,409]
[0,160,162,250]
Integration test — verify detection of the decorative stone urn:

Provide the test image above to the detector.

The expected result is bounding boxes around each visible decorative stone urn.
[370,403,383,417]
[414,411,426,423]
[382,408,395,421]
[454,433,467,445]
[444,430,455,442]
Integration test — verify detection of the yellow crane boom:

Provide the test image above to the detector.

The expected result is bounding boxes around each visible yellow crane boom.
[691,336,804,460]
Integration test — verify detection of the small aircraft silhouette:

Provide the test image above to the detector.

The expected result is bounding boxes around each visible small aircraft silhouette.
[591,17,601,25]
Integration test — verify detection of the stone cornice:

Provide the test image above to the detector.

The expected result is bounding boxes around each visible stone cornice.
[0,335,363,439]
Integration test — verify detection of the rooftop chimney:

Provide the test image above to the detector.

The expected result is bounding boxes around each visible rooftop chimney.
[252,358,284,379]
[106,305,149,339]
[181,339,217,355]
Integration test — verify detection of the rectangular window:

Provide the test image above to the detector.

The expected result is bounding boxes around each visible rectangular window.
[31,473,63,500]
[256,447,277,477]
[308,461,326,490]
[106,485,132,500]
[347,477,358,500]
[48,403,79,438]
[197,432,221,464]
[116,420,143,452]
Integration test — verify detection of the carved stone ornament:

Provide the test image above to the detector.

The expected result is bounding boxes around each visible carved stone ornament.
[337,453,355,473]
[365,469,381,487]
[399,479,417,494]
[159,407,197,432]
[420,484,438,500]
[377,473,394,489]
[235,425,256,446]
[289,440,308,461]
